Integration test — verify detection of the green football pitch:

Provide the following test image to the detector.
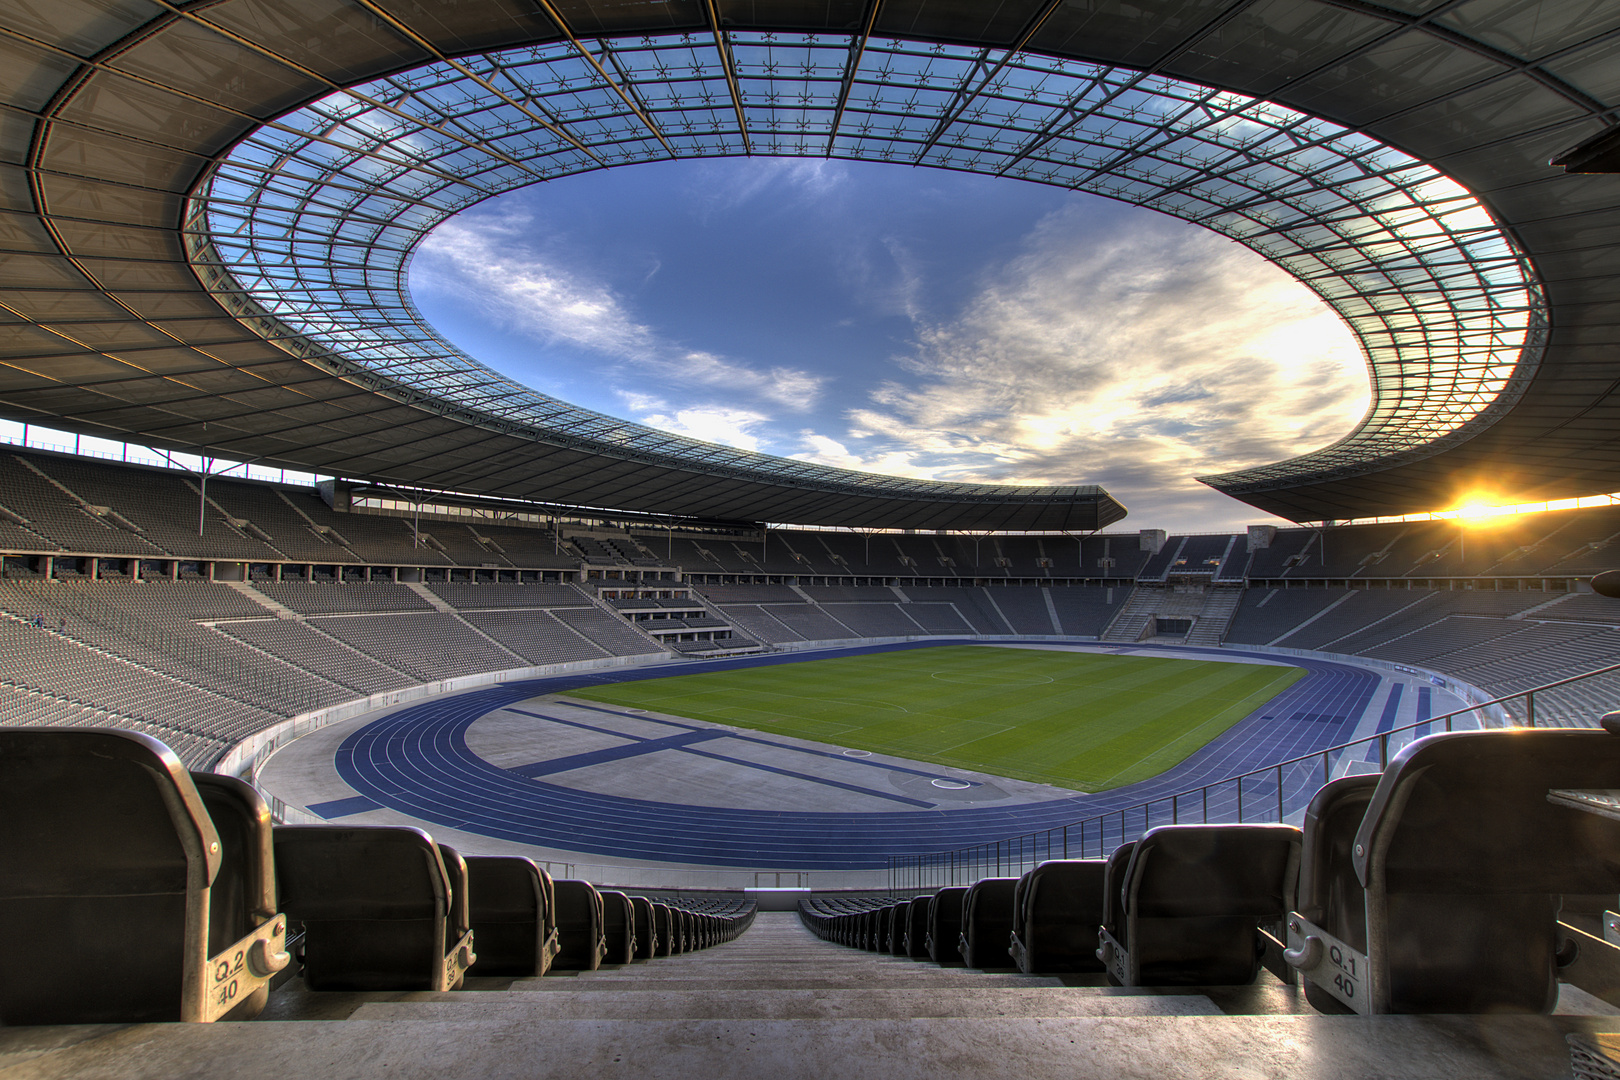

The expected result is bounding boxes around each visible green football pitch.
[566,646,1304,792]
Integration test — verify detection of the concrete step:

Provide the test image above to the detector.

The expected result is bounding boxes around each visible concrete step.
[9,1013,1612,1079]
[348,987,1223,1022]
[510,974,1068,991]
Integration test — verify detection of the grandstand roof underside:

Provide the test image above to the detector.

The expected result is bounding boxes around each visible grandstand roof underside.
[0,0,1617,528]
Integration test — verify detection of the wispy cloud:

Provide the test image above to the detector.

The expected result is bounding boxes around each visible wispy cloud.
[685,158,848,221]
[616,392,772,451]
[412,215,826,413]
[790,204,1368,525]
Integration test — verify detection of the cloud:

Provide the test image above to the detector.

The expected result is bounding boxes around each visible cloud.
[412,215,825,413]
[791,203,1369,526]
[616,393,772,451]
[686,158,848,221]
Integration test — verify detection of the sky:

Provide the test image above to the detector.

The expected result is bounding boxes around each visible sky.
[409,158,1370,533]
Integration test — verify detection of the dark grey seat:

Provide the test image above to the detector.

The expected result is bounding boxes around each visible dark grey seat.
[1098,841,1136,961]
[463,855,559,977]
[552,879,606,970]
[1284,774,1380,1013]
[1289,729,1620,1014]
[652,902,674,957]
[959,877,1019,968]
[191,772,288,1020]
[274,824,473,991]
[0,729,287,1024]
[925,886,969,965]
[1010,859,1108,974]
[599,890,636,965]
[631,896,657,960]
[904,895,932,958]
[1098,824,1301,986]
[887,901,909,955]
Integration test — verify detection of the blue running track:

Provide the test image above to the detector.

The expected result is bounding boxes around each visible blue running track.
[333,640,1380,870]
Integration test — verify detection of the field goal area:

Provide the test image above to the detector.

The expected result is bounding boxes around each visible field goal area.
[569,645,1305,792]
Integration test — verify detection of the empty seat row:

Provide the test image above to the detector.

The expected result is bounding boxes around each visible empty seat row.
[0,728,755,1025]
[802,822,1298,984]
[802,725,1620,1015]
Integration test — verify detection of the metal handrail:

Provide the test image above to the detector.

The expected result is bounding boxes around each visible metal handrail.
[888,660,1620,890]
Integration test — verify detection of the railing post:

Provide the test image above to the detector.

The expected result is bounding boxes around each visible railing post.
[1063,824,1068,859]
[1237,775,1244,822]
[1172,792,1179,824]
[1527,690,1535,729]
[1276,764,1284,822]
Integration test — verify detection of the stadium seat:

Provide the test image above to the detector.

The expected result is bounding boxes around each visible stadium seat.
[1010,859,1108,974]
[1283,774,1380,1014]
[631,896,658,960]
[1097,841,1137,963]
[0,729,287,1024]
[904,895,933,958]
[599,890,636,965]
[273,825,474,992]
[673,908,692,954]
[437,844,474,990]
[1097,824,1301,986]
[926,886,970,965]
[463,855,560,977]
[887,901,909,955]
[551,880,607,970]
[190,772,287,1020]
[958,877,1019,969]
[1287,729,1620,1014]
[652,902,674,957]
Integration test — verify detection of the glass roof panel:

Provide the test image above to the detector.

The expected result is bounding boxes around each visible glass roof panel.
[189,28,1545,492]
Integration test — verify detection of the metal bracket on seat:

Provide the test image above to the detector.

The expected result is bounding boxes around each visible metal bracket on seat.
[196,915,289,1023]
[1096,927,1131,986]
[439,929,477,991]
[1558,920,1620,1007]
[1285,914,1369,1015]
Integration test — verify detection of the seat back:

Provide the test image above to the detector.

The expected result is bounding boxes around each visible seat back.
[1099,841,1137,941]
[959,878,1018,968]
[1122,824,1301,986]
[887,902,908,955]
[1354,729,1620,1013]
[599,890,636,964]
[904,896,932,957]
[190,772,278,1019]
[464,855,550,977]
[1014,859,1107,974]
[552,880,606,970]
[274,825,452,991]
[631,896,657,960]
[0,729,220,1024]
[926,886,969,964]
[1297,775,1380,952]
[652,903,674,957]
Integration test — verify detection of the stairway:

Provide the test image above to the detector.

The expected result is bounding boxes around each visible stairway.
[1185,585,1245,647]
[8,912,1610,1078]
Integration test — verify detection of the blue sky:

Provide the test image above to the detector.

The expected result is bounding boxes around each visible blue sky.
[410,158,1368,532]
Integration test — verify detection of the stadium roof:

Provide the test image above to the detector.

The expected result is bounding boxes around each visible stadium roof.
[1,1,1617,527]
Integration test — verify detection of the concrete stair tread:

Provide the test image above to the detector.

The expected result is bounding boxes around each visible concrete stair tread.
[348,987,1224,1021]
[7,1014,1615,1080]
